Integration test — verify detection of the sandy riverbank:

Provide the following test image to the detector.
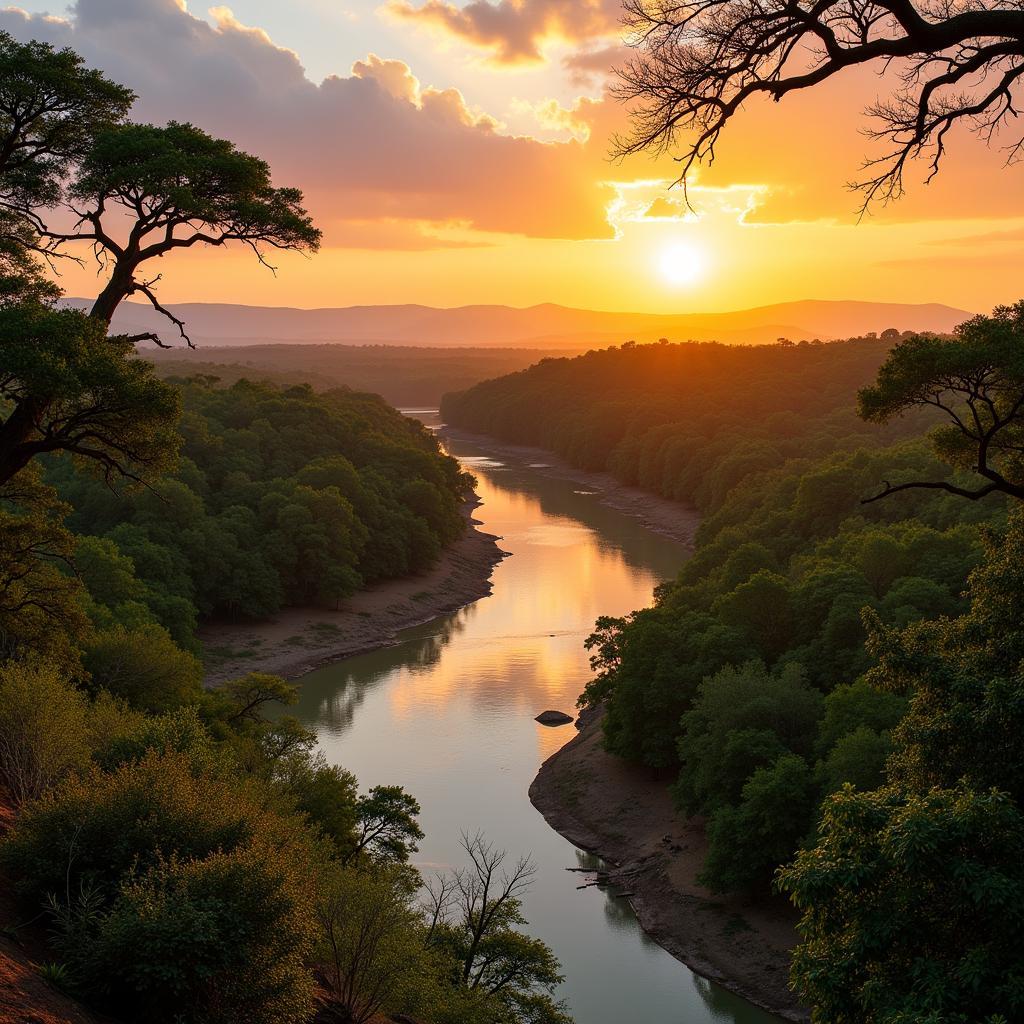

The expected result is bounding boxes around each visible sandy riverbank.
[530,706,809,1023]
[201,498,506,685]
[439,427,701,548]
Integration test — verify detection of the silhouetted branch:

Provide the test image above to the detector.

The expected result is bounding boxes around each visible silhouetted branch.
[614,0,1024,210]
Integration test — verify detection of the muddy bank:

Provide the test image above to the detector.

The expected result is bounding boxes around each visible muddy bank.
[439,427,700,549]
[530,706,809,1023]
[201,498,506,685]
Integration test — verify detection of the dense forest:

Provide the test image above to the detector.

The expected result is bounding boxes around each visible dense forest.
[148,343,574,407]
[445,312,1024,1018]
[50,378,470,651]
[0,33,570,1024]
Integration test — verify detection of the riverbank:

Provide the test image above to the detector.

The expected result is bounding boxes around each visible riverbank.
[201,497,506,685]
[530,706,809,1023]
[438,427,700,548]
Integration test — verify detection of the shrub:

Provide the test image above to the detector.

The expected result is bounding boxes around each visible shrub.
[0,661,90,807]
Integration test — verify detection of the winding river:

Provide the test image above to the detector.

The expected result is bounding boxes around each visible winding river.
[289,413,783,1024]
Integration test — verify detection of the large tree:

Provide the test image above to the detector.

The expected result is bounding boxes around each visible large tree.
[613,0,1024,207]
[0,38,320,487]
[41,120,321,337]
[858,302,1024,503]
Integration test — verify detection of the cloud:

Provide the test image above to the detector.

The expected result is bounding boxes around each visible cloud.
[926,226,1024,247]
[385,0,621,65]
[0,0,622,242]
[643,196,683,219]
[563,44,629,86]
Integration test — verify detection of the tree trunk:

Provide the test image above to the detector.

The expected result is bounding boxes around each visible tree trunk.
[90,264,135,325]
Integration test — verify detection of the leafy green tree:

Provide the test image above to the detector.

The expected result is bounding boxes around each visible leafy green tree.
[815,724,892,796]
[702,753,816,894]
[70,845,317,1024]
[317,864,442,1024]
[2,748,321,1024]
[0,30,131,210]
[0,467,90,669]
[780,508,1024,1020]
[0,659,90,807]
[349,784,424,865]
[0,301,181,487]
[675,661,823,816]
[46,120,321,331]
[426,834,571,1024]
[859,303,1024,503]
[779,785,1024,1024]
[84,623,203,713]
[813,679,906,760]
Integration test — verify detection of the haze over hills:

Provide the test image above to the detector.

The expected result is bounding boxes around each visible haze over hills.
[63,297,974,349]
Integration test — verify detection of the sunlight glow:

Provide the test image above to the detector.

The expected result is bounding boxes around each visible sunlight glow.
[658,241,706,287]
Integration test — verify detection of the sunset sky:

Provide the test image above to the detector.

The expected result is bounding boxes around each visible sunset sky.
[4,0,1023,314]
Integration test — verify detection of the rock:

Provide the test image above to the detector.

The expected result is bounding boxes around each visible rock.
[535,709,574,726]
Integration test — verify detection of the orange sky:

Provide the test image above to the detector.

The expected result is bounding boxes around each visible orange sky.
[5,0,1023,314]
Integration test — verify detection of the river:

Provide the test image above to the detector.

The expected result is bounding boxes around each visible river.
[289,413,784,1024]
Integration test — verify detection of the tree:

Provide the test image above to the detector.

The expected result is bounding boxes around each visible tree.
[42,120,321,336]
[425,833,571,1024]
[84,623,203,713]
[0,303,181,486]
[779,508,1024,1021]
[779,785,1024,1023]
[2,749,321,1024]
[348,785,424,865]
[0,467,91,669]
[613,0,1024,208]
[0,30,132,211]
[0,659,90,807]
[317,865,441,1024]
[859,303,1024,503]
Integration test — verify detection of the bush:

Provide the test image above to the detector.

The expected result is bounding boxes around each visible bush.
[73,847,316,1024]
[84,623,203,712]
[0,661,90,807]
[1,749,320,1024]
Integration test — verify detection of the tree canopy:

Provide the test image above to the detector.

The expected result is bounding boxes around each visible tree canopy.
[54,121,321,333]
[859,302,1024,502]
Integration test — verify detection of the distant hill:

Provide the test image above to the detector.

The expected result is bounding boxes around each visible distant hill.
[62,297,974,348]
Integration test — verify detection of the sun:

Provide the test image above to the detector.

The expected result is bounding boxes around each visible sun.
[658,242,706,286]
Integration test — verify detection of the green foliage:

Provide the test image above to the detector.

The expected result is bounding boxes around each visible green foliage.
[442,335,926,515]
[70,847,316,1024]
[779,785,1024,1024]
[0,660,90,807]
[317,864,442,1024]
[350,784,424,864]
[427,834,571,1024]
[84,623,203,713]
[0,301,181,486]
[779,506,1024,1021]
[674,662,823,816]
[701,753,816,893]
[50,379,470,648]
[0,29,132,209]
[0,468,91,670]
[1,749,320,1024]
[858,302,1024,501]
[73,119,321,257]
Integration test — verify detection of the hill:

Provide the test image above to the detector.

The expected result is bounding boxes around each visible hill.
[61,298,973,349]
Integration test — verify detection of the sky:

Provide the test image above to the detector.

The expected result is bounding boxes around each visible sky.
[3,0,1023,314]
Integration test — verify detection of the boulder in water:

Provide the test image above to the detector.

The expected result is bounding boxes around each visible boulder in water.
[535,709,574,726]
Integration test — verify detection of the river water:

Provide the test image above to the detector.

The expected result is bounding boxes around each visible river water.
[290,414,783,1024]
